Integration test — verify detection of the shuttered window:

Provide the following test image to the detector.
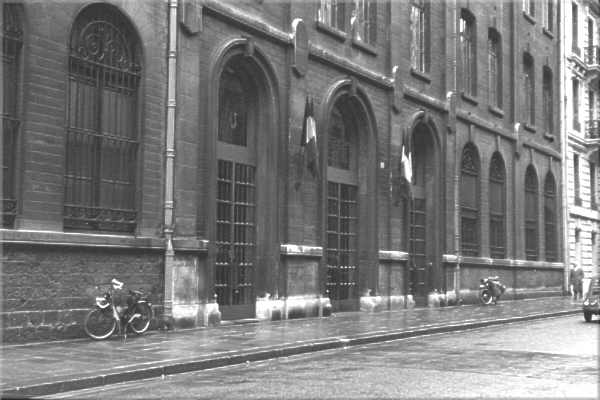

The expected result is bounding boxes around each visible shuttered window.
[64,5,141,233]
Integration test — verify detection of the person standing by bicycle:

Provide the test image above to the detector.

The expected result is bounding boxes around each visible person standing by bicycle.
[110,278,129,315]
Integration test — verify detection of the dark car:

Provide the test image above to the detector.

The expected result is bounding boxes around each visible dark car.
[582,276,600,322]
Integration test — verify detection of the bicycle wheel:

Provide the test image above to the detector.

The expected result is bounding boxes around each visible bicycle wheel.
[479,289,493,305]
[129,303,152,334]
[84,308,117,340]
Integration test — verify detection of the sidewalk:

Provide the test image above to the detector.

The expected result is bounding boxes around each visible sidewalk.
[1,297,581,398]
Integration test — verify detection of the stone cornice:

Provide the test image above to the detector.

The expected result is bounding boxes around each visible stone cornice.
[0,230,164,249]
[456,110,516,141]
[442,254,565,270]
[308,43,393,89]
[521,139,562,159]
[203,0,292,45]
[569,206,600,221]
[403,86,447,113]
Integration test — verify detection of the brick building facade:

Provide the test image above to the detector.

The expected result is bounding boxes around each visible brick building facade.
[2,0,564,342]
[562,0,600,292]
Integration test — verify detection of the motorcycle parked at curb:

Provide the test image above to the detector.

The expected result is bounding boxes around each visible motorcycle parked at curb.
[479,276,506,305]
[83,278,153,341]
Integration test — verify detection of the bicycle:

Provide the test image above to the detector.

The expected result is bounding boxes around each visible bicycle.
[83,278,153,341]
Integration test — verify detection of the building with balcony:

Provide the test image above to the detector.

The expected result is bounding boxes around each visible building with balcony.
[562,0,600,285]
[2,0,564,342]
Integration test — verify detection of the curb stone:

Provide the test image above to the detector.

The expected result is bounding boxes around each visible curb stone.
[1,309,580,399]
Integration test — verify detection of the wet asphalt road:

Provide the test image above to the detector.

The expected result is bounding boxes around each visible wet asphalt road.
[48,315,598,399]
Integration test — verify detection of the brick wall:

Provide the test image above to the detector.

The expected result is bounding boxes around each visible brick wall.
[2,244,164,342]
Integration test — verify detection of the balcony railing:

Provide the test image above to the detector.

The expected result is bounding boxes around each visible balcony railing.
[586,120,600,139]
[586,46,600,66]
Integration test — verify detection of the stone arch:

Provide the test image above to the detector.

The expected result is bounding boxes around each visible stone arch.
[404,110,443,303]
[317,78,378,311]
[524,164,539,260]
[69,3,145,67]
[489,151,507,259]
[64,3,144,233]
[204,37,281,319]
[543,171,558,261]
[460,142,481,257]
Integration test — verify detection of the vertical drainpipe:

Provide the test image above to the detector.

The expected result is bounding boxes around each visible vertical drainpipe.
[163,0,178,321]
[559,1,570,293]
[448,0,460,299]
[511,1,519,294]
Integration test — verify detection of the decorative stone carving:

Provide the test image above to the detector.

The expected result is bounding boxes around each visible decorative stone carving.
[291,18,308,77]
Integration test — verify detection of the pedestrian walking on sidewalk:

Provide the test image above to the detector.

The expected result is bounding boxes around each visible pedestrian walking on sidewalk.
[569,264,576,299]
[572,265,584,300]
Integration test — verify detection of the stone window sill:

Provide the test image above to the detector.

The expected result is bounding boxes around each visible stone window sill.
[543,27,554,39]
[410,67,431,83]
[461,91,478,106]
[351,37,377,56]
[316,21,347,42]
[488,105,504,118]
[523,11,536,25]
[523,122,537,133]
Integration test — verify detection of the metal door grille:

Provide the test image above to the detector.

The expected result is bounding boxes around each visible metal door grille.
[409,198,426,296]
[64,8,140,233]
[326,182,357,301]
[215,160,256,306]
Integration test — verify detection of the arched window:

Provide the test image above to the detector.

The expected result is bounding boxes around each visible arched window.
[328,105,357,171]
[327,100,359,305]
[460,143,480,256]
[64,4,141,233]
[525,166,539,260]
[523,53,535,126]
[219,67,249,146]
[489,153,506,258]
[215,58,258,312]
[544,173,557,261]
[2,3,22,228]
